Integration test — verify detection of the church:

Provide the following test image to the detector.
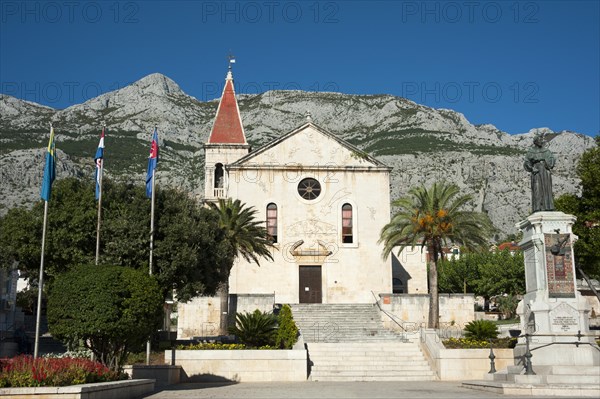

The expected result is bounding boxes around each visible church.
[177,68,428,337]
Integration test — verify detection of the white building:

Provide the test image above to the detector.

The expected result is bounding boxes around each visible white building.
[177,69,431,338]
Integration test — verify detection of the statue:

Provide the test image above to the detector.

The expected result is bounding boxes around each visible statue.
[524,135,555,212]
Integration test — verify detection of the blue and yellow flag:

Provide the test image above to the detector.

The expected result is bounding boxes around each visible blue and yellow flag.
[40,127,56,202]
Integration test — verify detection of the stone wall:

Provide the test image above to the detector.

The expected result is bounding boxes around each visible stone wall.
[419,329,514,380]
[177,294,275,339]
[378,293,474,335]
[0,379,154,399]
[166,349,307,382]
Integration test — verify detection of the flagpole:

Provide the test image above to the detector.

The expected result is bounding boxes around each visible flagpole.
[95,123,105,266]
[33,200,48,358]
[149,168,155,277]
[34,122,54,359]
[146,126,157,365]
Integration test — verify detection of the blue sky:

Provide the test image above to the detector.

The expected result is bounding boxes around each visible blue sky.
[1,0,598,136]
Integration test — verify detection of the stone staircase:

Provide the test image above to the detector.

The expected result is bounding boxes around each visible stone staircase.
[291,303,405,343]
[487,364,600,385]
[291,304,436,381]
[307,342,437,381]
[464,365,600,397]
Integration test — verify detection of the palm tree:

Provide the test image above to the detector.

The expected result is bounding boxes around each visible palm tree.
[379,182,492,329]
[208,198,275,335]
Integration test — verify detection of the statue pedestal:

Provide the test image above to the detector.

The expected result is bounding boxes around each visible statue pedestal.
[515,211,599,367]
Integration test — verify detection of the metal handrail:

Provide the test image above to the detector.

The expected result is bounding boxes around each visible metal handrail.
[370,291,407,332]
[516,332,600,375]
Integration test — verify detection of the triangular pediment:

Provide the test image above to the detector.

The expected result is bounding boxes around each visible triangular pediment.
[230,123,388,169]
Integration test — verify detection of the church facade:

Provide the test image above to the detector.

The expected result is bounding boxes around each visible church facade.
[203,69,393,304]
[176,69,433,338]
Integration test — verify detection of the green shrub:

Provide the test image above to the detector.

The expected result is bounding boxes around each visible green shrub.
[47,265,164,372]
[228,309,277,348]
[464,319,499,340]
[496,295,519,319]
[275,304,299,349]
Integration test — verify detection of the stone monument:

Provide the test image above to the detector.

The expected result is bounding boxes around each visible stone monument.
[515,136,599,368]
[523,135,556,213]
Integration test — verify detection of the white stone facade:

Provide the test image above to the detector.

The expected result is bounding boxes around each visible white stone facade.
[222,123,393,304]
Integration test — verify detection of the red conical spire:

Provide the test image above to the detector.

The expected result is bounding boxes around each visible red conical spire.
[207,70,247,144]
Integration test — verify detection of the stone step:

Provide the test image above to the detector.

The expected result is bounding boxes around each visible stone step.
[311,369,436,377]
[309,354,427,360]
[546,374,600,384]
[312,364,432,371]
[309,350,423,356]
[301,330,400,333]
[310,359,429,365]
[302,335,403,339]
[299,321,384,324]
[305,340,406,343]
[307,344,421,349]
[551,365,600,375]
[309,346,418,350]
[311,375,437,382]
[310,351,426,357]
[311,357,428,364]
[294,304,434,381]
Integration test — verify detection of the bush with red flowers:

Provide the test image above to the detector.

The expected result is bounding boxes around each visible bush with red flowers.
[0,355,124,387]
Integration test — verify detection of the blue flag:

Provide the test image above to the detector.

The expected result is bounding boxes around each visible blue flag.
[146,127,158,198]
[94,128,105,200]
[40,127,56,202]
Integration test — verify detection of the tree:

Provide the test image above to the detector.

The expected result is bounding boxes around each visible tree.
[438,251,481,294]
[438,250,525,301]
[208,198,274,335]
[472,250,525,300]
[0,177,230,301]
[47,265,163,371]
[379,182,493,328]
[275,304,299,349]
[555,136,600,279]
[0,179,97,280]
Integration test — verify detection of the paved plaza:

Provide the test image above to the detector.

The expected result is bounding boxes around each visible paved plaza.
[143,381,583,399]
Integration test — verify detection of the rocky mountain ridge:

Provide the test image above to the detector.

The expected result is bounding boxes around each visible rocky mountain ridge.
[0,73,595,237]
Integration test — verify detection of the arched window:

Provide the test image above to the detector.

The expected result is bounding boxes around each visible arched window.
[342,204,353,243]
[214,163,224,188]
[267,203,278,243]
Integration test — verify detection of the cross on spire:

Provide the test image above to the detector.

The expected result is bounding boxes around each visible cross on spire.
[228,52,236,70]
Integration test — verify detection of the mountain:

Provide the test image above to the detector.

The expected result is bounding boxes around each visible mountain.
[0,73,595,237]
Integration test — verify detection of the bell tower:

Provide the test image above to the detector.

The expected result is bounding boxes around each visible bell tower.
[203,62,250,201]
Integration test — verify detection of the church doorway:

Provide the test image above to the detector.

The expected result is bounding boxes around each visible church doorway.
[299,266,322,303]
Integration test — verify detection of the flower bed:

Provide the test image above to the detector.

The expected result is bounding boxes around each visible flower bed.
[0,355,123,388]
[443,337,517,349]
[176,343,276,350]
